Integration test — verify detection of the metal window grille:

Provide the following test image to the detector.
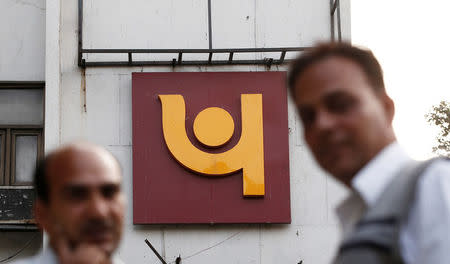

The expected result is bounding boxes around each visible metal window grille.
[0,82,44,228]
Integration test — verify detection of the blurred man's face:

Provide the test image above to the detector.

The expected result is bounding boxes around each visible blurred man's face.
[293,56,395,185]
[38,146,125,256]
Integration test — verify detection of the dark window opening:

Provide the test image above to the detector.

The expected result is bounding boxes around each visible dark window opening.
[0,82,44,227]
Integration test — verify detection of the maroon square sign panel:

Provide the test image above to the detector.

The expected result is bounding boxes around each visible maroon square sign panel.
[132,72,290,224]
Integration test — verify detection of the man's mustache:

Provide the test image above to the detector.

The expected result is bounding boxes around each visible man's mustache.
[316,132,352,152]
[80,219,115,234]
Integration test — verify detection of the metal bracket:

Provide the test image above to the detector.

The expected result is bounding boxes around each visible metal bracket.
[330,0,342,42]
[79,47,308,68]
[145,239,168,264]
[77,0,342,68]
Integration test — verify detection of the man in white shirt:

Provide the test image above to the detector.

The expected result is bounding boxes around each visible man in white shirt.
[11,142,125,264]
[288,42,450,263]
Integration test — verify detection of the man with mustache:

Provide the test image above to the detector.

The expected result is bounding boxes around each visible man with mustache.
[289,42,450,263]
[13,142,125,264]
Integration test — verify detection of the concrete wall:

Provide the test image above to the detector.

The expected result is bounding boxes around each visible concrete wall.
[0,0,45,262]
[0,0,45,81]
[2,0,352,263]
[61,1,351,263]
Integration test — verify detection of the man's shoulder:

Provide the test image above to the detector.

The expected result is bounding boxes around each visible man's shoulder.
[403,157,450,225]
[7,255,40,264]
[114,258,125,264]
[8,248,58,264]
[8,260,32,264]
[8,253,125,264]
[426,157,450,170]
[420,157,450,186]
[412,157,450,209]
[399,157,450,263]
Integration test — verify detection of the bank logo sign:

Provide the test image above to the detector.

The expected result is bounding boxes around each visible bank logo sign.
[159,94,264,196]
[132,72,290,224]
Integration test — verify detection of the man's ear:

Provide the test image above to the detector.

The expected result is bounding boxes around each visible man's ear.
[34,199,50,232]
[382,92,395,123]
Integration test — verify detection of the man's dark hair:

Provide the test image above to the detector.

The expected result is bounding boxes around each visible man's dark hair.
[33,148,123,204]
[34,156,50,203]
[288,42,385,97]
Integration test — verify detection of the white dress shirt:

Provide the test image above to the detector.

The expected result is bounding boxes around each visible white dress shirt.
[9,246,58,264]
[9,246,125,264]
[335,142,450,264]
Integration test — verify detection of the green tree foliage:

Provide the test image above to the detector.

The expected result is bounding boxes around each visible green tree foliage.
[425,101,450,157]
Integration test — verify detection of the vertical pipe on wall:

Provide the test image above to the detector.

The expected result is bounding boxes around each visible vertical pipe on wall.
[78,0,83,67]
[208,0,212,49]
[337,0,342,42]
[45,0,62,249]
[330,0,335,41]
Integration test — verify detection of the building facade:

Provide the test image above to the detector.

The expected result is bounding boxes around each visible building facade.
[0,0,351,263]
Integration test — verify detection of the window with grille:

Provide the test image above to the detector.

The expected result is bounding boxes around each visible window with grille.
[0,83,44,226]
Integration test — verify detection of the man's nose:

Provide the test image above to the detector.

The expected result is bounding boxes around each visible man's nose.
[86,193,109,218]
[314,110,337,131]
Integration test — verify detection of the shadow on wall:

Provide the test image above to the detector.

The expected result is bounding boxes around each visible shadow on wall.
[0,231,42,262]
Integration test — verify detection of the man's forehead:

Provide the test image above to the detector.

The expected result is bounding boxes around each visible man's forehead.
[300,56,365,82]
[62,177,121,189]
[295,56,369,102]
[46,144,121,184]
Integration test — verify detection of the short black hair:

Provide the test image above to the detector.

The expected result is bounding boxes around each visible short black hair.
[33,148,122,204]
[288,42,385,97]
[33,154,53,204]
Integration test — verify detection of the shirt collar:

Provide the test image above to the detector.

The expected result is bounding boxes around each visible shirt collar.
[35,246,58,263]
[351,141,412,207]
[335,141,413,236]
[41,245,124,264]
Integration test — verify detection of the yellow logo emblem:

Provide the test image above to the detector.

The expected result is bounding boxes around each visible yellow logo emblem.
[159,94,265,196]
